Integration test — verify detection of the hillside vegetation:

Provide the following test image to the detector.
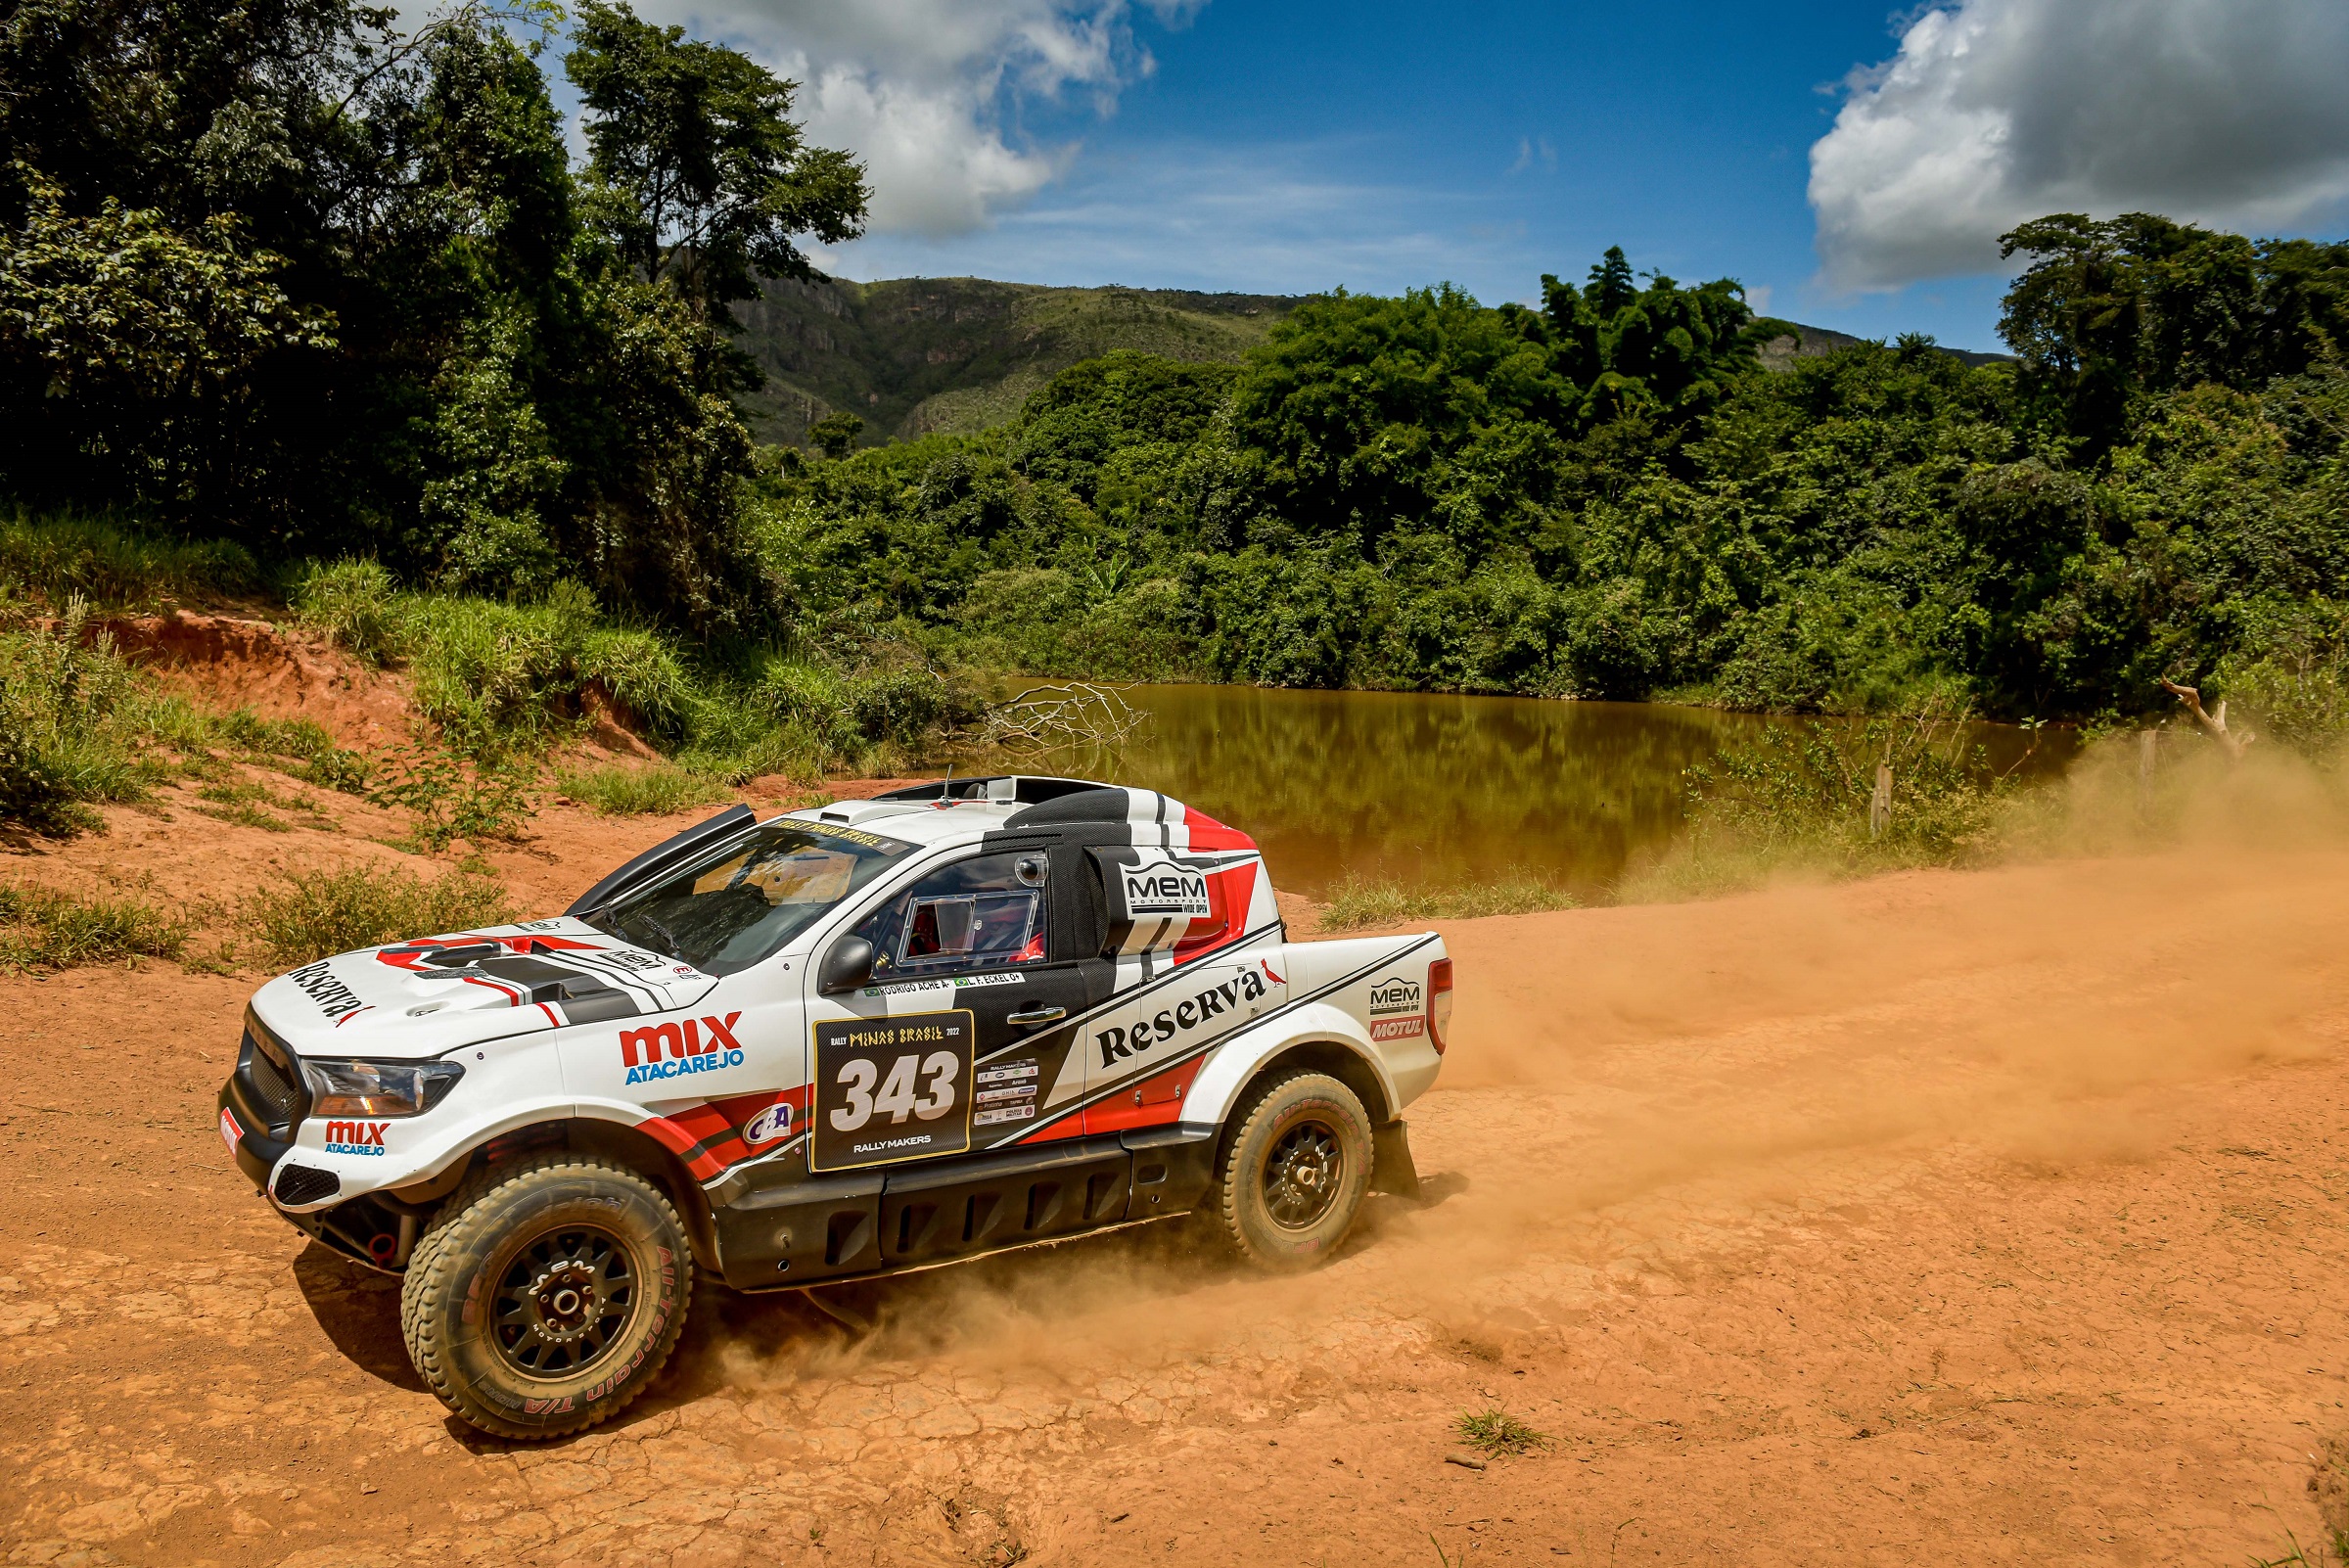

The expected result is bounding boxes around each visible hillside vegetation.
[732,276,1294,446]
[1,0,2344,780]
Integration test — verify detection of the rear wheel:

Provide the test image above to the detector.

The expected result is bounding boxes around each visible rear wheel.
[1205,1070,1373,1270]
[399,1153,694,1440]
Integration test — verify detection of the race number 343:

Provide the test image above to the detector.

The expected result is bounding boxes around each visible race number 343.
[810,1009,974,1171]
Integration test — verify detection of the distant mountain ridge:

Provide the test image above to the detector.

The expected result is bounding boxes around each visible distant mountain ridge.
[732,275,2011,449]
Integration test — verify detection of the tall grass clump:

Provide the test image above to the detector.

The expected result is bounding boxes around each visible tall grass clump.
[292,558,971,776]
[1623,696,2023,901]
[1318,874,1578,932]
[0,511,260,610]
[0,882,191,971]
[0,599,178,832]
[244,863,518,967]
[556,761,732,816]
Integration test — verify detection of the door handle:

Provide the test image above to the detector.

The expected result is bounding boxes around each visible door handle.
[1005,1005,1067,1027]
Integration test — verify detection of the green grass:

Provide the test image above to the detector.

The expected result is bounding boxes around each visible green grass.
[290,556,977,776]
[0,883,191,972]
[0,510,260,611]
[1451,1407,1550,1458]
[1318,874,1579,932]
[555,761,733,816]
[242,863,519,969]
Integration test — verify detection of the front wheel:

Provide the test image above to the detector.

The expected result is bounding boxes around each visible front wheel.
[1205,1070,1374,1270]
[399,1153,694,1440]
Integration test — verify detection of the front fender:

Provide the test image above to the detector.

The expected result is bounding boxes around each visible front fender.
[1179,1001,1401,1132]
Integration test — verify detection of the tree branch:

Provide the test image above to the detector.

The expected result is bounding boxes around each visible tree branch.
[2158,679,2251,761]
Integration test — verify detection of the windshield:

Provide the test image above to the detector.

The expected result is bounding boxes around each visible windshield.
[589,818,918,976]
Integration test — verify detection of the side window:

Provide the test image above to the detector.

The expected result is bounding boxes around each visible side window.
[854,851,1051,981]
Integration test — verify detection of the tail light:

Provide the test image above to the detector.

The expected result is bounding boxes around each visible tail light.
[1426,958,1452,1054]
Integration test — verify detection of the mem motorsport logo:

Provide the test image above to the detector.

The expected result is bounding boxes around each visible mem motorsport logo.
[1122,854,1211,919]
[1366,975,1426,1041]
[619,1013,746,1084]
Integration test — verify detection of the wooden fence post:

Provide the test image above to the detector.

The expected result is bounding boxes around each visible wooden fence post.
[1869,761,1892,841]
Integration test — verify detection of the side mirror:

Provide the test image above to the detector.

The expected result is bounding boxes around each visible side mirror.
[818,936,876,995]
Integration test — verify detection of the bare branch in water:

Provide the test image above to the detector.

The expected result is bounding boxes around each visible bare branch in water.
[973,683,1147,755]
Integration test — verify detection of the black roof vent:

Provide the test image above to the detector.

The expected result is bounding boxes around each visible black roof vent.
[1002,787,1137,827]
[872,775,1110,806]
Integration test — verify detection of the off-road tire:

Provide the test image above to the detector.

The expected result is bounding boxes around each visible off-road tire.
[399,1152,694,1441]
[1204,1070,1373,1270]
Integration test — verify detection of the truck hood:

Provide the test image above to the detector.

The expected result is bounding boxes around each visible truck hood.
[249,917,721,1059]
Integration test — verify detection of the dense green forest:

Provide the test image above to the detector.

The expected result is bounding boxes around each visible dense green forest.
[773,224,2349,727]
[3,0,2347,738]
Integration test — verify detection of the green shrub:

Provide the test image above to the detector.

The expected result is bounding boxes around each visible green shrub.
[556,761,731,815]
[1318,875,1578,931]
[2218,597,2349,764]
[0,882,191,971]
[368,743,542,852]
[243,863,519,968]
[1622,696,2019,900]
[291,558,404,664]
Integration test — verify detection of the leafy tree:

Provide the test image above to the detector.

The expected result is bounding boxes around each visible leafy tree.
[0,172,336,510]
[807,412,863,459]
[2000,212,2349,451]
[1537,247,1760,425]
[567,0,867,323]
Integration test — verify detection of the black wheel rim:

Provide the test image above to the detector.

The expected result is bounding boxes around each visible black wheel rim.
[1261,1117,1344,1230]
[490,1224,637,1377]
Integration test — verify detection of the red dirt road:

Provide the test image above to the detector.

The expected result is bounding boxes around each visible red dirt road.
[4,819,2347,1565]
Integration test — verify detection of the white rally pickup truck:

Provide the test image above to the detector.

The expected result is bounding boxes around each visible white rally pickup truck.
[217,776,1451,1437]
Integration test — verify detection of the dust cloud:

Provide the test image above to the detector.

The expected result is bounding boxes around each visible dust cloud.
[707,744,2349,1396]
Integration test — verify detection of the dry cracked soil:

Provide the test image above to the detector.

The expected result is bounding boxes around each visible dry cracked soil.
[4,788,2348,1567]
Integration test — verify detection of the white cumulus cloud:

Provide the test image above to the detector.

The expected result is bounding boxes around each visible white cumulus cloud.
[632,0,1201,237]
[1808,0,2349,291]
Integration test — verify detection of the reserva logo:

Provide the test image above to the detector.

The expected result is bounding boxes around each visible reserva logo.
[324,1120,389,1155]
[1123,856,1211,919]
[285,959,365,1020]
[619,1013,746,1084]
[1097,968,1267,1069]
[1367,978,1422,1016]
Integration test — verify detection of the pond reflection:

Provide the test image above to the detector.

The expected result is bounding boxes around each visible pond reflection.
[1029,685,2063,900]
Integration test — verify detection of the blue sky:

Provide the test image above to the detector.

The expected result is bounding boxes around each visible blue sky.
[632,0,2349,354]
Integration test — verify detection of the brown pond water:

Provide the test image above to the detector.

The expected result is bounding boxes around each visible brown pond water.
[1027,684,2065,900]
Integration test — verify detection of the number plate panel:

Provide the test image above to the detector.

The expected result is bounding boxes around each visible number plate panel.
[810,1009,975,1172]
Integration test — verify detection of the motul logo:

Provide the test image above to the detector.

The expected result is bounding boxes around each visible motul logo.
[620,1013,746,1084]
[324,1120,388,1155]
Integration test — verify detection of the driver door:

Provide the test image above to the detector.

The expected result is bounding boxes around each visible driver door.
[801,845,1093,1173]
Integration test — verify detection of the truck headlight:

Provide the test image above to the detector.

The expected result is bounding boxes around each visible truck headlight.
[301,1058,465,1118]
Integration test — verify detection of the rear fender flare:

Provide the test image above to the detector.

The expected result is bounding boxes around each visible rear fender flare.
[1182,1002,1400,1133]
